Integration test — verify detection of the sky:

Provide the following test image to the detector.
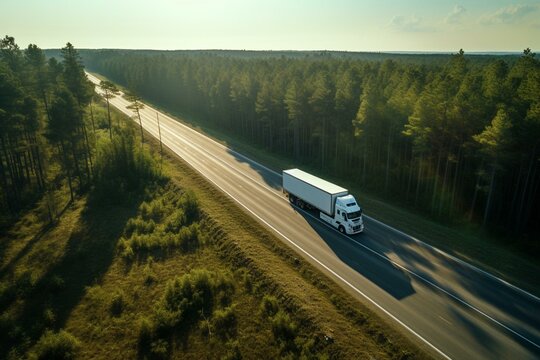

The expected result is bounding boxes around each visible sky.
[2,0,539,52]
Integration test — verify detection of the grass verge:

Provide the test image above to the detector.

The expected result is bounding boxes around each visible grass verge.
[0,102,430,359]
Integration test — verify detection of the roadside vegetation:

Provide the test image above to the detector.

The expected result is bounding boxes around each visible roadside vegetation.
[81,49,540,295]
[1,36,429,359]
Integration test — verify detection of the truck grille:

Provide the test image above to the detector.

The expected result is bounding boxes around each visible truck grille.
[353,225,362,231]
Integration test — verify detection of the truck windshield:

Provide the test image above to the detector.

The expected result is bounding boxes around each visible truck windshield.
[347,210,362,219]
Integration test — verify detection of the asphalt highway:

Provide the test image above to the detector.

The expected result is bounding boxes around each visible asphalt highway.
[87,73,540,359]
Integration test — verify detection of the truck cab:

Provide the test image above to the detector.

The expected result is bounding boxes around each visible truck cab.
[320,194,364,235]
[282,168,364,235]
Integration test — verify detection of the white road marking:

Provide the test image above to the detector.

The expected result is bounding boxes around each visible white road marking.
[139,112,540,349]
[87,72,540,357]
[292,204,540,350]
[439,316,453,326]
[177,161,454,360]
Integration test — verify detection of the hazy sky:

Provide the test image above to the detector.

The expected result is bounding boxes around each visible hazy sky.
[2,0,539,51]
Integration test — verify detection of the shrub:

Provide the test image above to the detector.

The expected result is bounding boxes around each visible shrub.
[31,330,80,360]
[130,233,160,252]
[271,310,297,344]
[162,270,214,317]
[43,308,56,326]
[242,272,253,294]
[178,223,200,252]
[212,305,237,339]
[164,209,186,233]
[15,271,36,296]
[138,317,154,350]
[153,307,179,335]
[116,237,135,261]
[221,340,242,360]
[110,291,126,317]
[124,217,156,236]
[158,269,235,332]
[179,191,199,224]
[85,285,107,304]
[140,200,165,222]
[143,263,156,286]
[48,275,65,293]
[92,134,159,204]
[150,339,169,359]
[259,295,279,318]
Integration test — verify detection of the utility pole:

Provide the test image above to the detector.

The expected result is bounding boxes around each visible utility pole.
[156,112,163,168]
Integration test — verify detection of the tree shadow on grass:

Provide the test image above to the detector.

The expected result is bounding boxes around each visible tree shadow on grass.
[0,201,72,279]
[3,195,144,354]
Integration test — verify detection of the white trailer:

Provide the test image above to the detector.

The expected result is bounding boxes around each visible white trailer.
[283,169,364,234]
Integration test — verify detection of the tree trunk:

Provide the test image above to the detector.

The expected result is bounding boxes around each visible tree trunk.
[450,147,462,217]
[439,152,451,216]
[483,165,496,227]
[89,101,96,137]
[60,141,74,202]
[106,96,113,139]
[137,110,144,145]
[415,154,423,206]
[385,130,392,194]
[517,146,538,232]
[82,124,93,179]
[431,152,442,214]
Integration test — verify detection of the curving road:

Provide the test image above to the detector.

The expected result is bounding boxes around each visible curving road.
[87,72,540,360]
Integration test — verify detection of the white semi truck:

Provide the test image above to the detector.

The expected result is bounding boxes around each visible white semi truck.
[282,168,364,235]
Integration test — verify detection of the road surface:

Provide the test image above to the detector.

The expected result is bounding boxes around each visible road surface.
[87,73,540,360]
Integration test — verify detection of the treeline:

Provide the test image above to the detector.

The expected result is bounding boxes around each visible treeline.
[0,36,97,225]
[82,49,540,241]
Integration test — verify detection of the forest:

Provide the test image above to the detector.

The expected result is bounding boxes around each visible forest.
[0,36,96,228]
[0,37,157,229]
[80,49,540,245]
[0,37,428,359]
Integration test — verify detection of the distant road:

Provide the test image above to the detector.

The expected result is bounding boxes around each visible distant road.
[87,72,540,360]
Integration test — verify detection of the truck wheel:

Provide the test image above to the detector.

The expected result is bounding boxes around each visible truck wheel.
[338,225,345,234]
[296,198,304,209]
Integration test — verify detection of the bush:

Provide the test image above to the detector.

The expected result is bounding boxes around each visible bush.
[164,209,186,233]
[179,191,199,224]
[138,317,154,350]
[150,339,169,359]
[241,272,253,294]
[48,275,65,293]
[259,295,279,318]
[15,271,36,296]
[178,223,200,252]
[92,134,159,204]
[31,330,80,360]
[152,307,179,335]
[140,200,166,222]
[212,305,237,339]
[124,217,156,237]
[143,262,156,286]
[221,340,242,360]
[117,237,135,261]
[157,269,235,332]
[43,308,56,326]
[110,291,126,317]
[162,270,214,317]
[271,310,297,344]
